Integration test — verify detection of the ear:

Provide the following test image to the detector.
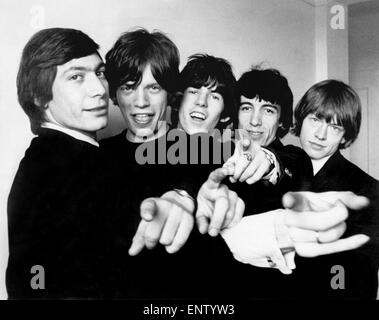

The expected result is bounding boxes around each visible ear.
[34,97,48,109]
[219,116,230,123]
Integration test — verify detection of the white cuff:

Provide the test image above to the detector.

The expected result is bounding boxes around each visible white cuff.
[221,209,295,274]
[261,148,281,185]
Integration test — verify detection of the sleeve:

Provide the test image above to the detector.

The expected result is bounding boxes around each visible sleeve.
[265,144,313,191]
[221,209,295,274]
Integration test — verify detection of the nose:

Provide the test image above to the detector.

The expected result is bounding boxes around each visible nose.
[87,74,107,97]
[134,87,149,108]
[250,110,262,126]
[195,90,208,108]
[315,122,328,140]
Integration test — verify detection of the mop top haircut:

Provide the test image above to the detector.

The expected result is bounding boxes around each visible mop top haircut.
[176,53,237,129]
[17,28,100,134]
[293,79,361,149]
[235,67,293,138]
[105,28,180,102]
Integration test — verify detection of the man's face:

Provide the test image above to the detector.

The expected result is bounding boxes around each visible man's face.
[178,85,224,134]
[46,53,109,136]
[300,113,345,161]
[115,64,168,142]
[238,96,281,147]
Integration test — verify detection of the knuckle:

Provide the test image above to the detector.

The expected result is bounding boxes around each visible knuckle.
[145,235,159,244]
[159,237,173,246]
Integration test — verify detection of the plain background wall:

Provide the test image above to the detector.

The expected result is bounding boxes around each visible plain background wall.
[0,0,316,299]
[349,1,379,180]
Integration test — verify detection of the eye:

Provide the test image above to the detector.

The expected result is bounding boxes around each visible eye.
[330,125,344,134]
[150,84,162,93]
[187,88,198,95]
[309,115,321,123]
[120,84,133,93]
[69,74,83,81]
[240,104,251,111]
[211,93,221,101]
[264,108,275,115]
[96,69,106,78]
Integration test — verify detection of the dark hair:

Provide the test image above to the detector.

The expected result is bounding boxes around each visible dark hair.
[105,28,180,101]
[293,79,361,149]
[17,28,100,134]
[172,53,236,129]
[235,67,293,138]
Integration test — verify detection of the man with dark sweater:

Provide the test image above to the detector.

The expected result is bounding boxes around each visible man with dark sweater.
[287,80,379,299]
[214,69,372,298]
[6,28,125,299]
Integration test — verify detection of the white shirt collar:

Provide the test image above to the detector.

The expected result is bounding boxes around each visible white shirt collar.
[311,155,332,175]
[41,122,99,147]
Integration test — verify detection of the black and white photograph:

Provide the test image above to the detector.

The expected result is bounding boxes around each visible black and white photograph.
[0,0,379,309]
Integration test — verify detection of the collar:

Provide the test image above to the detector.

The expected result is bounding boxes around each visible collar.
[41,122,99,147]
[314,151,343,176]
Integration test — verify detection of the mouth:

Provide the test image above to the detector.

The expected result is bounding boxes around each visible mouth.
[84,105,108,113]
[132,113,154,124]
[309,141,325,150]
[189,111,207,122]
[247,130,263,138]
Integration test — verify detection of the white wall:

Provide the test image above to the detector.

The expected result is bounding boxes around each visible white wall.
[0,0,316,299]
[349,1,379,179]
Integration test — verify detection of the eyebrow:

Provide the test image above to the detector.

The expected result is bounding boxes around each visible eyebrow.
[240,101,279,109]
[146,82,160,87]
[62,62,105,75]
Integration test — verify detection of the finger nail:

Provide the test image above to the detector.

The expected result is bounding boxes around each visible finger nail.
[198,224,206,234]
[209,228,218,237]
[142,211,153,221]
[357,234,370,243]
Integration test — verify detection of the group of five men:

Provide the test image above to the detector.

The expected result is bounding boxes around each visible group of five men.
[6,27,379,299]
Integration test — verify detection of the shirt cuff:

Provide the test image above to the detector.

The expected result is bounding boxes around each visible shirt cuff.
[221,209,295,274]
[261,148,281,185]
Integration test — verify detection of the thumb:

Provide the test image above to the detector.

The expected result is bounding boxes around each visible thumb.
[241,136,251,152]
[140,198,158,221]
[206,167,228,189]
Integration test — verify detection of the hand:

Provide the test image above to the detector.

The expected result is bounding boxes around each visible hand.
[223,132,273,185]
[281,191,370,257]
[128,190,195,256]
[196,167,245,237]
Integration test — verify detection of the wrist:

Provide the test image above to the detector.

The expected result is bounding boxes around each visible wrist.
[163,189,195,213]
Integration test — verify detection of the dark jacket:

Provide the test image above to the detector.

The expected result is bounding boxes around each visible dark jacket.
[291,151,379,299]
[6,129,120,299]
[100,132,314,299]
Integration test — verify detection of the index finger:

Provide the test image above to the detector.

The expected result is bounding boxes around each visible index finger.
[208,186,229,236]
[295,234,370,257]
[316,191,370,210]
[128,220,148,256]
